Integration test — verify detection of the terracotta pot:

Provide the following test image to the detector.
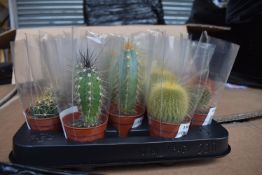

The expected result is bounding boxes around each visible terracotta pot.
[148,118,180,139]
[26,110,61,132]
[191,113,207,126]
[62,112,108,142]
[109,105,144,137]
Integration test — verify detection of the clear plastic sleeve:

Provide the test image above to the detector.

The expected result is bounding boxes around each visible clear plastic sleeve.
[145,32,214,138]
[12,39,32,129]
[13,33,61,132]
[107,32,153,137]
[40,30,75,112]
[41,28,113,142]
[191,32,240,126]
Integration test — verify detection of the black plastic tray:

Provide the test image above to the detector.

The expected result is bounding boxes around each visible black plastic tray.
[10,119,230,167]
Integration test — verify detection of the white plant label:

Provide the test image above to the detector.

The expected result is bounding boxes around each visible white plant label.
[23,111,31,129]
[132,117,143,128]
[175,122,190,138]
[203,107,216,126]
[59,106,78,139]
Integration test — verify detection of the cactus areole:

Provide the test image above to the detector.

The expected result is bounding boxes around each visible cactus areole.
[73,50,104,128]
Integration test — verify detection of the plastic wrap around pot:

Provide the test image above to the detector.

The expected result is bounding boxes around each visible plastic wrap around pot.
[107,32,153,137]
[191,32,240,126]
[13,39,32,130]
[13,34,61,132]
[42,29,112,142]
[145,32,214,139]
[40,31,74,113]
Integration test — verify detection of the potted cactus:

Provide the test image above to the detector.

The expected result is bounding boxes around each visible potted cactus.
[145,66,176,101]
[190,85,212,126]
[147,81,189,138]
[26,88,61,132]
[62,51,108,142]
[109,41,145,137]
[150,67,176,85]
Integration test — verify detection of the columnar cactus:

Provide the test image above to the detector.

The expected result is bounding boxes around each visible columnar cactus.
[30,88,58,118]
[74,51,103,127]
[148,82,189,123]
[111,41,144,115]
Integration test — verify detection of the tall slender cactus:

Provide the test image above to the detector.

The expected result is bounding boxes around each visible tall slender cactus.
[111,41,144,115]
[74,50,104,127]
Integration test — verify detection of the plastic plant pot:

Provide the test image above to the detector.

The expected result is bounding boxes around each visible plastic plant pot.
[109,105,144,137]
[63,112,108,142]
[25,108,61,132]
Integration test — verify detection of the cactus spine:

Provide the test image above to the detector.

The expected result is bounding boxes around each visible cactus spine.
[189,86,211,113]
[112,41,143,115]
[148,82,189,123]
[150,67,176,85]
[74,51,103,127]
[31,88,58,118]
[146,67,176,102]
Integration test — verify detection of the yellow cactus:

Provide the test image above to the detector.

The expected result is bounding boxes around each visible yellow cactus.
[150,67,176,85]
[148,82,189,123]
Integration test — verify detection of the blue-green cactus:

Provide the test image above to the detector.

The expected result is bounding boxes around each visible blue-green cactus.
[74,51,103,127]
[111,42,144,115]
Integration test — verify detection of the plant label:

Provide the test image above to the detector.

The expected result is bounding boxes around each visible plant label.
[132,117,143,128]
[203,107,216,126]
[176,122,190,138]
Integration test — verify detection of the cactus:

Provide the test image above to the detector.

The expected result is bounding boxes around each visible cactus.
[148,82,189,123]
[74,50,103,127]
[150,67,176,85]
[111,41,144,115]
[30,88,58,118]
[188,86,211,113]
[146,67,176,102]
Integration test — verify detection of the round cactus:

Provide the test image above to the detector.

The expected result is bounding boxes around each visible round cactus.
[150,67,176,85]
[188,86,211,114]
[30,88,58,118]
[74,51,103,127]
[111,41,144,115]
[148,82,189,123]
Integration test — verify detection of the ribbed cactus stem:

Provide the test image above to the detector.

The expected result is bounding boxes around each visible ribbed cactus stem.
[112,42,143,115]
[148,82,189,123]
[74,51,103,127]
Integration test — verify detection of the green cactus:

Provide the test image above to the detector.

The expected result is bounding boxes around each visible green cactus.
[146,67,176,102]
[111,41,144,115]
[74,50,103,127]
[150,67,176,85]
[188,86,211,113]
[148,82,189,123]
[30,88,58,118]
